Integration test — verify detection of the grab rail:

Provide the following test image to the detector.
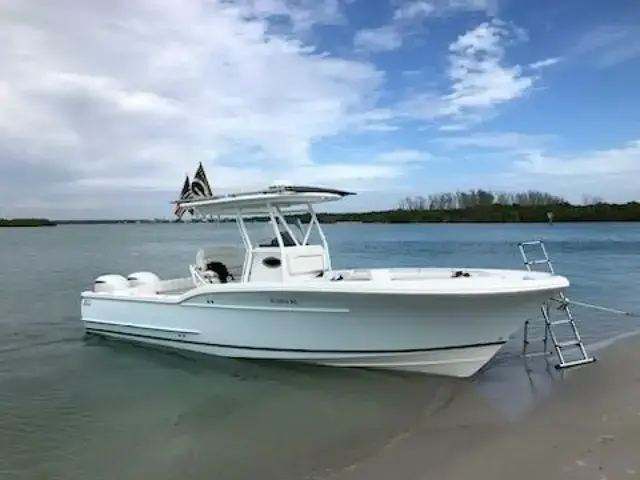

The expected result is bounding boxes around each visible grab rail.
[189,264,207,286]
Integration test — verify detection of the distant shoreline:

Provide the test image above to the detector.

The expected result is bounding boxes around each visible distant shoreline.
[6,202,640,226]
[51,218,640,225]
[0,218,57,227]
[51,202,640,224]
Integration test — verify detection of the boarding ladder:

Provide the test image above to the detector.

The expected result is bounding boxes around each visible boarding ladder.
[517,240,596,370]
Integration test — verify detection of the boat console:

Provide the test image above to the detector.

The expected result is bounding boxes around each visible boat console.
[246,244,328,282]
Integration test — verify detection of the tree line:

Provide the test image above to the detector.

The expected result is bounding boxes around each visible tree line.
[0,218,57,227]
[4,190,639,225]
[397,189,569,211]
[315,189,640,223]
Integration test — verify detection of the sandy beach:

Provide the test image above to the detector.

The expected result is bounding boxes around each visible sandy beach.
[317,336,640,480]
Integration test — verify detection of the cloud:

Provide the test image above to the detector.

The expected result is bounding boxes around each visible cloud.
[359,1,434,54]
[395,20,557,130]
[438,124,469,132]
[375,149,433,164]
[432,135,640,203]
[440,20,534,124]
[349,108,401,132]
[391,0,498,17]
[1,0,409,213]
[354,26,403,52]
[437,132,640,182]
[393,1,436,20]
[573,25,640,68]
[435,131,556,151]
[440,0,498,14]
[514,140,640,178]
[355,0,499,54]
[3,0,631,218]
[529,57,561,69]
[246,0,346,33]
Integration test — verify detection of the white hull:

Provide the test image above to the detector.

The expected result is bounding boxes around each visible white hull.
[84,329,504,378]
[81,271,565,378]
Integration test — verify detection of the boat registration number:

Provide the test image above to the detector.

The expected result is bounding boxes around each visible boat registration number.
[269,298,298,305]
[202,297,298,306]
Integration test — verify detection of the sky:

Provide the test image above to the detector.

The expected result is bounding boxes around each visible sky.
[1,0,640,219]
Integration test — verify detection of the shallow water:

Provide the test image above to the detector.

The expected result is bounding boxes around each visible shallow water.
[1,222,639,479]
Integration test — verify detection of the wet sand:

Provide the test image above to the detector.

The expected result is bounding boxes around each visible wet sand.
[2,338,639,480]
[320,336,640,480]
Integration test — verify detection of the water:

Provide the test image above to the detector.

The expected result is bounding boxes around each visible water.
[1,222,639,479]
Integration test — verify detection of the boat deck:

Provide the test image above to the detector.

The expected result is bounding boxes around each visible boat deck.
[86,267,569,301]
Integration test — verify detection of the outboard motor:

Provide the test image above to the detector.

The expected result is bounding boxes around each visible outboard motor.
[127,272,161,294]
[93,274,129,293]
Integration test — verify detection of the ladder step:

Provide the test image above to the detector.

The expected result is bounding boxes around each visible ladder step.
[556,340,583,349]
[518,241,542,246]
[550,319,573,326]
[556,357,597,369]
[525,259,550,265]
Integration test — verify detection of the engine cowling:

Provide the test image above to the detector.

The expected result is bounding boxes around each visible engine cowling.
[93,274,130,293]
[127,271,161,294]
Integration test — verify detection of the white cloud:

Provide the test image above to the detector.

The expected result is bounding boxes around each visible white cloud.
[395,20,557,130]
[438,124,469,132]
[1,0,412,213]
[394,1,436,20]
[529,57,561,69]
[573,25,640,68]
[358,0,498,54]
[294,163,403,184]
[441,20,534,123]
[437,133,640,185]
[3,0,633,217]
[354,26,403,52]
[375,149,433,164]
[442,0,498,13]
[433,136,640,203]
[435,131,556,151]
[514,140,640,178]
[391,0,498,17]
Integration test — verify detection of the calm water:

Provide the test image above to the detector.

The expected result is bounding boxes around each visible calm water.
[1,222,640,479]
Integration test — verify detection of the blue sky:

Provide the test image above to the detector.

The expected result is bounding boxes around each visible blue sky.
[1,0,639,218]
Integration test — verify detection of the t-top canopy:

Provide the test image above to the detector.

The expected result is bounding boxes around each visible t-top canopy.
[175,184,356,215]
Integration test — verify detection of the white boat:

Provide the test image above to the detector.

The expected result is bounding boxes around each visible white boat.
[80,182,570,378]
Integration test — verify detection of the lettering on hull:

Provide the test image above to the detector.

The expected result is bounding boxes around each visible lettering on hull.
[201,297,299,306]
[269,298,298,305]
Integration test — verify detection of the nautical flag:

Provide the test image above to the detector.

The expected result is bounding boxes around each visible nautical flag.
[190,162,213,198]
[174,174,192,218]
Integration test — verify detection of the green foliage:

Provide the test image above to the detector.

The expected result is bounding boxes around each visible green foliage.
[0,218,57,227]
[397,189,568,210]
[316,190,640,223]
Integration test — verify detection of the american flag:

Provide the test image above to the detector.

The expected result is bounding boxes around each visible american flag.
[174,175,193,218]
[191,162,213,198]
